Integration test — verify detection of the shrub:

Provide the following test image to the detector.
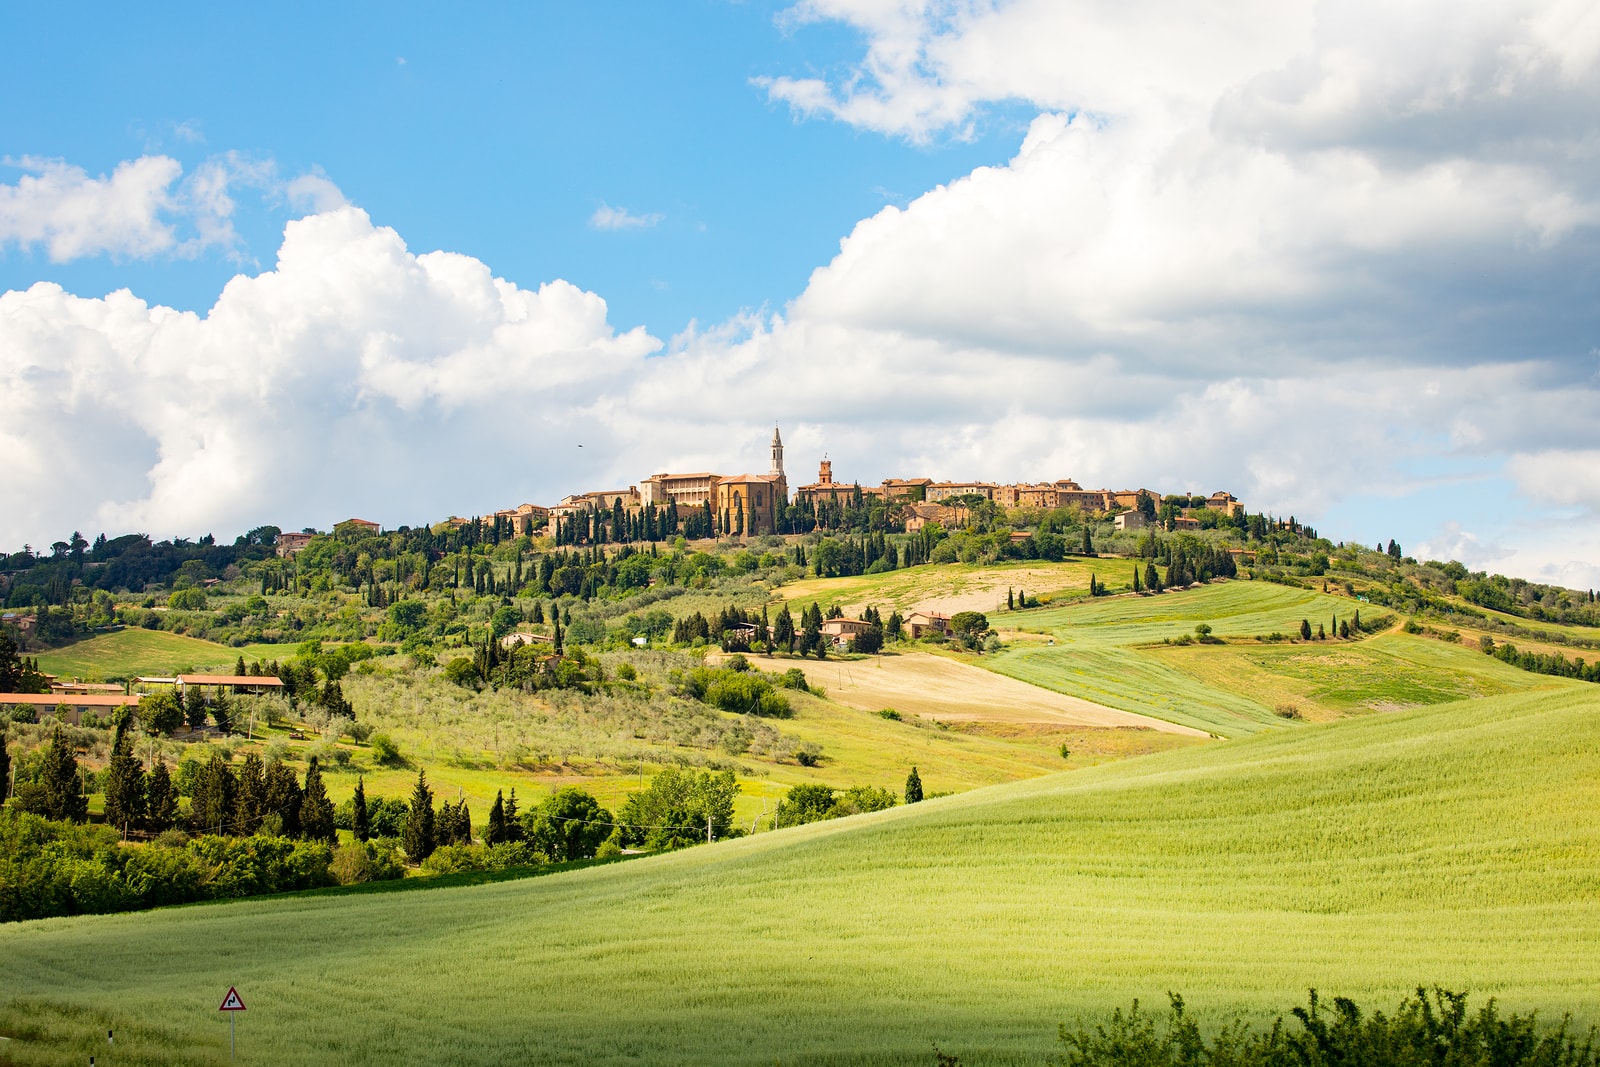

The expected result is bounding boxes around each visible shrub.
[614,662,637,681]
[330,840,406,885]
[368,733,402,765]
[443,657,479,688]
[877,708,901,720]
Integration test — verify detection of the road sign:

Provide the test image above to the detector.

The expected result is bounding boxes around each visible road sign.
[219,987,246,1011]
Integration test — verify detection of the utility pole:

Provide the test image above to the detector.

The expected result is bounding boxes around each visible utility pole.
[707,814,713,845]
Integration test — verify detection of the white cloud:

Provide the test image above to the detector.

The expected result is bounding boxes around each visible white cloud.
[0,154,278,263]
[0,205,659,542]
[589,203,663,231]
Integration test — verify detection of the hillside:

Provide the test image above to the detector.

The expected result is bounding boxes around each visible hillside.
[5,684,1599,1065]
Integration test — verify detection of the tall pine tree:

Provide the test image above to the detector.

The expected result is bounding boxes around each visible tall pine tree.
[0,723,9,804]
[40,724,88,822]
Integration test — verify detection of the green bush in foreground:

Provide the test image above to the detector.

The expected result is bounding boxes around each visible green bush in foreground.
[1054,989,1598,1067]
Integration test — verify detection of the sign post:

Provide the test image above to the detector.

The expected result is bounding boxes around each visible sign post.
[218,986,246,1058]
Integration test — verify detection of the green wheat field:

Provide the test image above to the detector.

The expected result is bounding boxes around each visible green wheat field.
[4,679,1598,1065]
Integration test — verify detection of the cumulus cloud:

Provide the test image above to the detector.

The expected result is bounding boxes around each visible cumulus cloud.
[589,203,663,231]
[0,206,659,542]
[0,153,282,263]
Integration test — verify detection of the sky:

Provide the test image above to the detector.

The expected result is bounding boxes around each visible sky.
[2,0,1598,588]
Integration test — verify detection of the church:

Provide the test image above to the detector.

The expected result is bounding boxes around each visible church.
[639,428,789,537]
[712,427,788,536]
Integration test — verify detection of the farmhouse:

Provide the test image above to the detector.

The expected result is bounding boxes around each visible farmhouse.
[0,692,142,725]
[905,611,952,638]
[820,617,875,648]
[274,531,314,556]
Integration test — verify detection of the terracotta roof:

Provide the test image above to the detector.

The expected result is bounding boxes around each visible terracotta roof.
[0,693,141,707]
[720,473,783,483]
[176,674,285,686]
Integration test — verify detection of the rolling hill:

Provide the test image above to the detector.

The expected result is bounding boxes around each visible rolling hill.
[5,683,1598,1065]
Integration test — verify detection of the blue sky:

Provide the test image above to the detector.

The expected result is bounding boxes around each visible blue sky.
[2,0,1598,587]
[0,2,1025,334]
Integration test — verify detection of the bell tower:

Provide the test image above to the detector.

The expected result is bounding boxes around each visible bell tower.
[770,426,784,477]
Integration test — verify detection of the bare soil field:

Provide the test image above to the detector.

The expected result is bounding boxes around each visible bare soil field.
[793,651,1210,736]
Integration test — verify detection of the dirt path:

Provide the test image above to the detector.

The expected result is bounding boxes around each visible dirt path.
[791,652,1209,736]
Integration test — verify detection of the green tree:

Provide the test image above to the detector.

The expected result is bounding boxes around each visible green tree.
[800,602,823,658]
[616,769,737,851]
[352,776,370,842]
[0,723,8,804]
[263,759,302,837]
[1136,490,1157,521]
[183,687,208,732]
[300,756,335,843]
[103,718,146,836]
[524,787,613,861]
[138,691,183,735]
[486,789,507,845]
[210,691,233,734]
[189,755,236,835]
[905,765,924,804]
[1145,562,1162,593]
[404,769,436,862]
[145,761,178,831]
[234,752,266,836]
[773,783,836,828]
[773,605,796,652]
[1300,619,1313,641]
[1081,525,1095,556]
[34,724,88,822]
[949,612,989,639]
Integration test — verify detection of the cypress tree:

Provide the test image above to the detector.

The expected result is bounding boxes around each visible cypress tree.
[487,789,506,845]
[234,753,265,835]
[1089,574,1099,597]
[905,766,924,805]
[263,758,302,836]
[404,768,436,862]
[1300,619,1313,641]
[1007,588,1014,610]
[145,761,178,831]
[190,755,236,835]
[300,756,335,842]
[352,775,370,842]
[103,718,146,837]
[504,788,522,842]
[1081,525,1094,556]
[1146,562,1161,592]
[1353,609,1361,633]
[1133,565,1142,593]
[183,686,208,732]
[235,655,247,677]
[0,723,9,804]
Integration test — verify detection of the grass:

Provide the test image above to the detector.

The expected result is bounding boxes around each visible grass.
[777,557,1140,619]
[30,629,241,681]
[4,685,1599,1065]
[982,579,1571,737]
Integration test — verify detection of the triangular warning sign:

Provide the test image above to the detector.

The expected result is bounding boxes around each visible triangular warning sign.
[219,987,246,1011]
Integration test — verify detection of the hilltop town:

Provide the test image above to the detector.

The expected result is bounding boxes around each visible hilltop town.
[278,428,1243,554]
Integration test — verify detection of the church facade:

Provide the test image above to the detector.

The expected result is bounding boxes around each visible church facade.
[712,427,788,536]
